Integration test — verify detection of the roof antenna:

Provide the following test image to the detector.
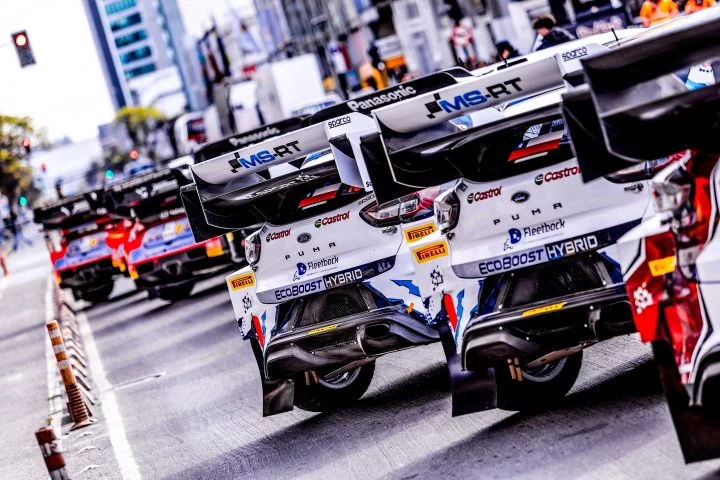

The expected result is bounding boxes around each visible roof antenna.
[503,56,509,68]
[610,27,619,43]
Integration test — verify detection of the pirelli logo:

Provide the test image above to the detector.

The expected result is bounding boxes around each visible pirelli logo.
[404,222,436,243]
[649,256,676,277]
[413,241,449,264]
[307,324,338,335]
[228,273,255,291]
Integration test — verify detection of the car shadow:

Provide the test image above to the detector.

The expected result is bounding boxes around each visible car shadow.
[163,358,673,480]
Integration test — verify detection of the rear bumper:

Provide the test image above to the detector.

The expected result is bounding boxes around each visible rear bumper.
[58,257,121,290]
[133,246,233,290]
[263,307,438,380]
[462,285,634,370]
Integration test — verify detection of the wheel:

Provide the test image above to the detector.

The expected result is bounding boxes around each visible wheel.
[293,362,375,412]
[494,351,583,411]
[157,282,195,302]
[80,283,114,304]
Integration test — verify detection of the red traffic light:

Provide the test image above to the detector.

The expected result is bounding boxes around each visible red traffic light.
[40,163,47,173]
[11,31,35,68]
[129,149,139,159]
[22,137,30,148]
[14,33,27,47]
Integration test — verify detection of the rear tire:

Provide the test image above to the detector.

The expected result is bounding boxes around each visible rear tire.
[157,282,195,302]
[494,351,583,411]
[293,362,375,412]
[79,283,114,304]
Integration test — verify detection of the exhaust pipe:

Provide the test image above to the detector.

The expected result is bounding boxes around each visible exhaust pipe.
[364,323,391,340]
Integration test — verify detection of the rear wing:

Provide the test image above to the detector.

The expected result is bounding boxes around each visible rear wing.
[104,167,191,224]
[189,69,477,232]
[364,54,572,203]
[577,9,720,165]
[33,190,108,231]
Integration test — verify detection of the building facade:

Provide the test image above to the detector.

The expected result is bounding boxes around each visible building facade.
[82,0,202,112]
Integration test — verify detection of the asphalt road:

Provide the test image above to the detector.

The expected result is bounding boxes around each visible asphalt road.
[71,273,720,480]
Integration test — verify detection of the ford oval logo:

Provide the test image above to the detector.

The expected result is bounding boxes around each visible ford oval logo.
[511,191,530,203]
[297,233,312,244]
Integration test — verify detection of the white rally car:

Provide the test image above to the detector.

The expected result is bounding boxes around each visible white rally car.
[568,10,720,463]
[187,72,486,416]
[358,34,669,415]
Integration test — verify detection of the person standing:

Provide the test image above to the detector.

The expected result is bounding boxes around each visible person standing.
[9,209,32,251]
[639,0,679,27]
[532,15,576,51]
[685,0,716,14]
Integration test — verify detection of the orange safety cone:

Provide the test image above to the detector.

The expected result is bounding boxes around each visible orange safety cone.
[46,320,94,430]
[35,426,69,480]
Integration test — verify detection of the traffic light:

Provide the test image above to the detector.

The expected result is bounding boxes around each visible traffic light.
[105,169,115,180]
[11,31,36,68]
[40,163,47,173]
[18,196,28,207]
[22,137,31,154]
[129,149,139,160]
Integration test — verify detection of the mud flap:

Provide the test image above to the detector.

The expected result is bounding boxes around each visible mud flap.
[248,336,295,416]
[652,340,720,463]
[437,320,497,416]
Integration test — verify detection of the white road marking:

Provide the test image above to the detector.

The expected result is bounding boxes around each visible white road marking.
[76,302,142,480]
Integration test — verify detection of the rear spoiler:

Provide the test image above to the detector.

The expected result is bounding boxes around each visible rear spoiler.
[33,190,108,231]
[189,69,478,232]
[364,51,578,203]
[578,9,720,164]
[104,167,191,223]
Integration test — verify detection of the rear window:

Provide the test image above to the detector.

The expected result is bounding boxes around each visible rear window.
[454,116,574,183]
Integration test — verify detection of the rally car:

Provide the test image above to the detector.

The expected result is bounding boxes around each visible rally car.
[105,168,239,301]
[186,71,500,415]
[357,34,673,415]
[34,191,129,303]
[566,9,720,463]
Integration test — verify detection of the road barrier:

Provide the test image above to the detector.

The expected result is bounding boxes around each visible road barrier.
[35,426,69,480]
[46,282,95,430]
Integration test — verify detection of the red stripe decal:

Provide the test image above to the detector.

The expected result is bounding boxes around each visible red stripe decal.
[443,293,459,332]
[508,138,561,162]
[298,190,337,208]
[252,315,265,347]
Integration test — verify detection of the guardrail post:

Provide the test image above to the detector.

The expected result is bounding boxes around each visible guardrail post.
[46,320,94,430]
[35,426,69,480]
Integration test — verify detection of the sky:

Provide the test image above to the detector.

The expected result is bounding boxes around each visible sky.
[0,0,251,142]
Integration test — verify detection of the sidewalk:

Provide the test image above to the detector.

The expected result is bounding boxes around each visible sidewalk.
[0,242,123,479]
[0,243,55,479]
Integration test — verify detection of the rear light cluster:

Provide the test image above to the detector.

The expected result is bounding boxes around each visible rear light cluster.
[435,189,460,233]
[361,186,445,227]
[244,230,262,266]
[607,157,676,183]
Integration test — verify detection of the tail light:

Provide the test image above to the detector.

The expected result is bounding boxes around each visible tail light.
[361,186,446,227]
[606,157,677,183]
[204,237,224,257]
[435,189,460,233]
[652,167,694,216]
[245,230,262,266]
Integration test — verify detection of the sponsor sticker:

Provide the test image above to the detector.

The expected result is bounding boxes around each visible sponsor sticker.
[314,211,350,228]
[561,46,588,62]
[273,279,324,301]
[649,256,676,277]
[535,166,581,185]
[327,116,351,129]
[348,85,417,112]
[228,140,301,173]
[228,273,255,290]
[467,187,502,204]
[404,222,436,243]
[504,219,566,250]
[308,324,339,335]
[294,255,340,280]
[266,229,290,243]
[413,241,449,264]
[521,302,566,317]
[324,268,363,288]
[545,234,598,260]
[424,78,524,119]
